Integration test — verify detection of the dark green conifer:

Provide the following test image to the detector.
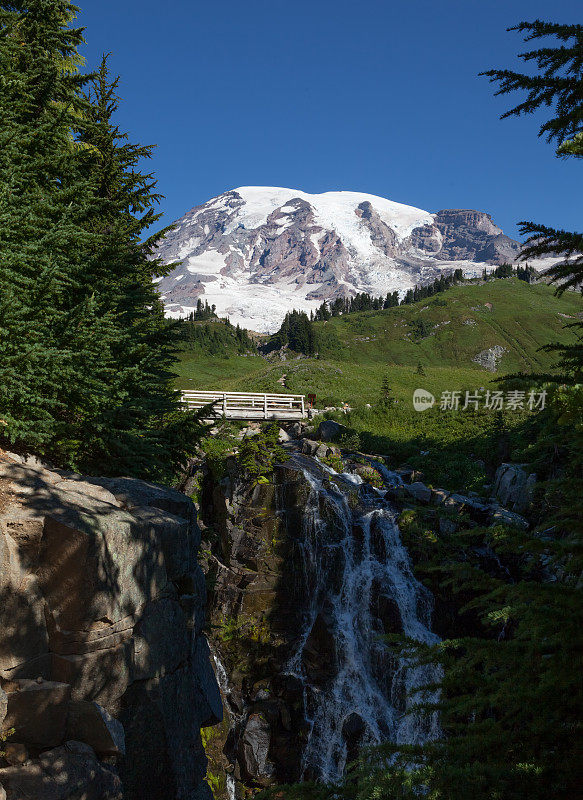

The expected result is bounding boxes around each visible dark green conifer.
[71,56,205,478]
[483,21,583,379]
[0,7,203,478]
[0,0,112,461]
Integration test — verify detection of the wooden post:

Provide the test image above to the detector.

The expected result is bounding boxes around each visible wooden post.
[223,393,227,418]
[301,396,305,418]
[264,394,268,420]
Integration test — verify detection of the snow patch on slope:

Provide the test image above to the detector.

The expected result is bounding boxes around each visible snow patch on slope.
[154,186,522,332]
[231,186,433,244]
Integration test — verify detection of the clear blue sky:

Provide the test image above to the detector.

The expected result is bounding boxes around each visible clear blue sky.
[77,0,580,239]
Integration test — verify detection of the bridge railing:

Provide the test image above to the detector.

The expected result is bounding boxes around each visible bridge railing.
[180,390,306,420]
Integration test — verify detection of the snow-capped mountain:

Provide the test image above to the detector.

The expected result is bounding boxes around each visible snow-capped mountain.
[153,187,522,332]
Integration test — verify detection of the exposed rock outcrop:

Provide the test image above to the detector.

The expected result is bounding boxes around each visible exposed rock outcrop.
[0,740,123,800]
[493,463,537,515]
[198,447,441,796]
[433,209,521,263]
[472,345,507,371]
[0,453,221,800]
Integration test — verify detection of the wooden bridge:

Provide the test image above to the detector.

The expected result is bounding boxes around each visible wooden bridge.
[180,390,306,421]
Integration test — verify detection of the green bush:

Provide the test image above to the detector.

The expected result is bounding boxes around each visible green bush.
[237,423,289,483]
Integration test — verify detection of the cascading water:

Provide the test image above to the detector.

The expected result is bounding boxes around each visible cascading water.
[285,458,441,782]
[211,649,238,800]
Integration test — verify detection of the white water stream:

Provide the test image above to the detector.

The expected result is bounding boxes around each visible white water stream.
[209,456,441,795]
[285,462,441,781]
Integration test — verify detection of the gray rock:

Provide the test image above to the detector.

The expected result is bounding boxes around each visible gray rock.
[66,701,125,757]
[493,463,536,514]
[472,345,506,372]
[288,422,304,438]
[119,665,214,800]
[301,439,320,456]
[3,679,71,749]
[35,504,167,634]
[490,508,529,530]
[0,512,45,570]
[318,419,345,442]
[192,636,223,728]
[431,489,449,506]
[405,482,432,504]
[51,643,132,709]
[88,476,196,521]
[129,505,193,581]
[278,428,291,443]
[0,527,49,674]
[0,741,123,800]
[0,456,221,800]
[239,713,273,781]
[314,444,331,460]
[432,209,520,262]
[132,598,190,682]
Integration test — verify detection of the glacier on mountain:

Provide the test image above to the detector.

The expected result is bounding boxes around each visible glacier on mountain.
[153,186,522,332]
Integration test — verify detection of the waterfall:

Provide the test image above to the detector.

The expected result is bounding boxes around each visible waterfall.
[210,648,238,800]
[285,459,441,782]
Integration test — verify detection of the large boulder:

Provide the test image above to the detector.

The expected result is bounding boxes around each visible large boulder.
[0,741,123,800]
[35,503,167,634]
[405,482,432,504]
[238,713,273,782]
[493,464,536,514]
[0,522,49,675]
[88,476,198,530]
[132,598,190,682]
[51,642,133,710]
[0,455,221,800]
[2,679,71,749]
[288,422,304,439]
[490,508,529,530]
[301,439,320,456]
[66,701,125,757]
[317,420,345,442]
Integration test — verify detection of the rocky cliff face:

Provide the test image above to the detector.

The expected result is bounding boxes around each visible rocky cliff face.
[194,434,441,796]
[0,453,221,800]
[153,187,522,331]
[184,422,535,799]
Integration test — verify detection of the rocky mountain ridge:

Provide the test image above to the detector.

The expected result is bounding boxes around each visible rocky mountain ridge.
[153,187,522,331]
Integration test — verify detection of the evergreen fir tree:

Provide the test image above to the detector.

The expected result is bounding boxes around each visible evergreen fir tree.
[0,0,113,462]
[483,21,583,379]
[71,56,206,478]
[0,9,204,478]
